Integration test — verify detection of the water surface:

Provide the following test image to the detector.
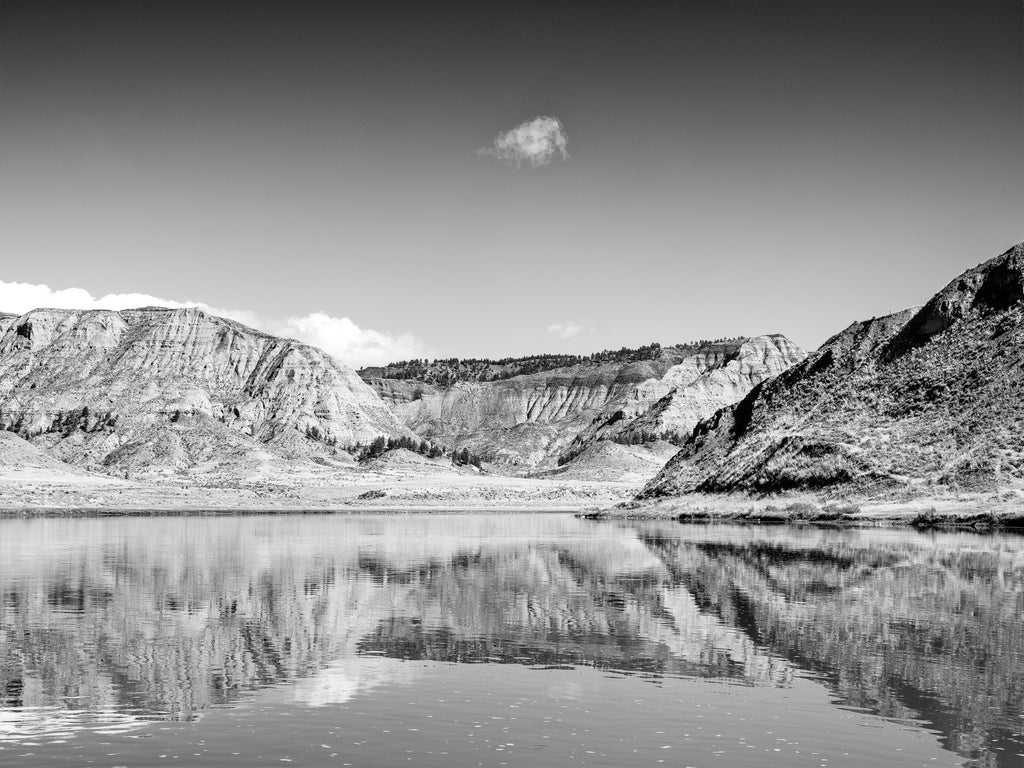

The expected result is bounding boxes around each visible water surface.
[1,514,1022,767]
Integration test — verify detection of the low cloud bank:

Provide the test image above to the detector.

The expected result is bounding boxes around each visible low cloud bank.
[0,280,424,368]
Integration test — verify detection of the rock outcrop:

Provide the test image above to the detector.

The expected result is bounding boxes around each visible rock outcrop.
[563,335,806,458]
[363,336,806,471]
[0,307,411,476]
[640,242,1024,499]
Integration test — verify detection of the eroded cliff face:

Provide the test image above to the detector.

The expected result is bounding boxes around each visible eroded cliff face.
[567,335,806,453]
[0,307,410,476]
[367,363,663,467]
[640,242,1024,499]
[364,336,806,471]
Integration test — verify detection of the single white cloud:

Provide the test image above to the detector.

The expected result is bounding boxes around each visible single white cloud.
[547,321,583,339]
[0,280,425,369]
[277,312,424,369]
[480,116,569,168]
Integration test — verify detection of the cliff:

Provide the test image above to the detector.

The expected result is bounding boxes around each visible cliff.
[563,335,806,457]
[363,336,805,472]
[0,307,411,477]
[640,242,1024,499]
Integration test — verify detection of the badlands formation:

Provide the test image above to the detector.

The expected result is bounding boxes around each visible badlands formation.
[360,335,806,472]
[0,305,803,511]
[0,307,409,474]
[3,241,1024,521]
[625,242,1024,523]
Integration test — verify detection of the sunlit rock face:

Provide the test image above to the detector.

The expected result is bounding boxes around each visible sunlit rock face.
[0,307,411,476]
[567,335,806,450]
[364,336,806,472]
[642,242,1024,498]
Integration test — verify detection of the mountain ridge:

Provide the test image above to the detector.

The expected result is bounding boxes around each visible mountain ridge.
[0,306,412,477]
[639,242,1024,501]
[363,334,806,472]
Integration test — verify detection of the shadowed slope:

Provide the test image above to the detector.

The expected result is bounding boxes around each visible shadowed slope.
[641,242,1024,498]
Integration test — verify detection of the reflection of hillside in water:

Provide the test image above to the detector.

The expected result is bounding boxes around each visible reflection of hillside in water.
[631,525,1024,768]
[1,517,1021,767]
[0,516,788,730]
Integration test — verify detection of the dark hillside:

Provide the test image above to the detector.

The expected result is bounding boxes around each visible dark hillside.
[641,243,1024,499]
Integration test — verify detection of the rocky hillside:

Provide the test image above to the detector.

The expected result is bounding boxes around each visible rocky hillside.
[561,335,805,461]
[0,307,411,477]
[362,336,805,470]
[0,430,93,480]
[640,242,1024,499]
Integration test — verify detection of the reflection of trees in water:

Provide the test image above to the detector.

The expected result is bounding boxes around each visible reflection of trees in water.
[633,526,1024,768]
[0,519,1022,768]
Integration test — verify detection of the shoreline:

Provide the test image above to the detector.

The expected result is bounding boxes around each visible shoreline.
[0,505,585,518]
[0,471,634,516]
[583,493,1024,530]
[3,470,1023,529]
[2,495,1023,530]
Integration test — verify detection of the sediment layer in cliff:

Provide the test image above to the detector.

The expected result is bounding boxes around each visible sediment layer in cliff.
[362,336,806,472]
[0,307,411,477]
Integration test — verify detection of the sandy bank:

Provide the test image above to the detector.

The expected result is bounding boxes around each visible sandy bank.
[0,470,637,516]
[5,459,1022,528]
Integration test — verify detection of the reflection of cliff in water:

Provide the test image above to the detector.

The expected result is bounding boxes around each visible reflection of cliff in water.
[633,525,1024,768]
[0,517,788,726]
[1,517,1022,768]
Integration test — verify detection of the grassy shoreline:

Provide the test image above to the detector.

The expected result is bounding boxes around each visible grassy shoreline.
[3,497,1022,530]
[582,492,1024,530]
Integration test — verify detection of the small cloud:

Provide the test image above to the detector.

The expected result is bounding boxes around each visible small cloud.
[0,280,426,369]
[547,321,583,339]
[480,116,569,168]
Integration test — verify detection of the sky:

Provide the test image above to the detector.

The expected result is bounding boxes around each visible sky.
[0,0,1021,366]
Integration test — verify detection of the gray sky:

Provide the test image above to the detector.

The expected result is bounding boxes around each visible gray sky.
[0,0,1021,365]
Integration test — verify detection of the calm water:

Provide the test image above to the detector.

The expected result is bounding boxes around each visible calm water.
[1,515,1022,768]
